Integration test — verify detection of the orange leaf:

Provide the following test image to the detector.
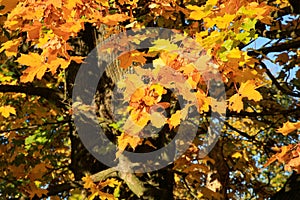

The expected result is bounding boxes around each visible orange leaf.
[27,182,48,199]
[22,21,42,40]
[28,163,50,181]
[102,14,130,26]
[130,87,145,103]
[0,0,19,14]
[277,121,300,136]
[17,53,49,82]
[118,50,146,69]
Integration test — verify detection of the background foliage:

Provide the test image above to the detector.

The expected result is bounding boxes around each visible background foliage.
[0,0,300,199]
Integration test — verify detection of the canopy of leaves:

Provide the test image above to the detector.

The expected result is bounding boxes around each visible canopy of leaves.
[0,0,300,199]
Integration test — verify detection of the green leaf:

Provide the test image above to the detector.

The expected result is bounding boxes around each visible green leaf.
[242,18,257,31]
[222,40,234,50]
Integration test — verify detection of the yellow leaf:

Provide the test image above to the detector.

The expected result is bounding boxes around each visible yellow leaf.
[197,192,204,198]
[206,0,218,6]
[228,93,243,113]
[195,89,211,113]
[227,48,242,59]
[116,132,141,158]
[46,0,62,8]
[149,39,178,52]
[232,152,243,159]
[82,175,96,189]
[0,105,16,118]
[17,53,49,82]
[88,192,100,200]
[239,80,263,101]
[48,58,71,74]
[149,84,166,97]
[277,121,300,136]
[228,81,262,112]
[187,5,208,20]
[130,88,145,103]
[95,0,109,7]
[205,14,235,29]
[168,110,181,129]
[0,38,21,57]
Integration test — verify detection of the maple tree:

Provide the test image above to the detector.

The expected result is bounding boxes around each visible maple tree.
[0,0,300,199]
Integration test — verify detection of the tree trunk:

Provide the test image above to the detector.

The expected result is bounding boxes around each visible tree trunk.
[271,171,300,200]
[68,23,175,199]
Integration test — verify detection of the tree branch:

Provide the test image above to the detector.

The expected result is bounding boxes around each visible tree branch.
[0,120,69,134]
[0,85,66,108]
[260,61,300,97]
[263,28,300,39]
[46,182,80,196]
[247,40,300,57]
[224,121,255,140]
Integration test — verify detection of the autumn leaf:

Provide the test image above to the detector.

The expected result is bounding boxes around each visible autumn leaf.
[123,109,150,134]
[149,84,167,97]
[22,21,42,40]
[228,93,243,113]
[239,80,263,101]
[116,132,142,158]
[48,58,71,74]
[228,80,262,112]
[130,87,145,103]
[17,53,48,82]
[275,53,289,65]
[149,39,178,52]
[204,14,236,29]
[227,48,242,59]
[82,175,96,190]
[187,0,218,20]
[8,164,26,178]
[277,121,300,136]
[195,89,211,113]
[187,5,208,20]
[26,182,48,199]
[102,14,130,25]
[28,163,50,181]
[0,105,16,118]
[0,0,19,14]
[118,50,147,69]
[0,38,21,57]
[168,110,181,129]
[150,112,166,128]
[232,152,243,159]
[95,0,109,7]
[264,145,293,168]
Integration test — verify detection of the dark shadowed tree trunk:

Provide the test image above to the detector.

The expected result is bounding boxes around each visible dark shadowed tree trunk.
[66,23,175,199]
[271,171,300,200]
